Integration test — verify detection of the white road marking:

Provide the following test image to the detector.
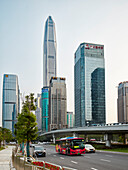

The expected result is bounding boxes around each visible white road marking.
[60,157,64,159]
[84,156,91,158]
[71,161,78,164]
[53,155,56,157]
[91,168,98,170]
[63,166,78,170]
[105,155,113,157]
[100,159,111,162]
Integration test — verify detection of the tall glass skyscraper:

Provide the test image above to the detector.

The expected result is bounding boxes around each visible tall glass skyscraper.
[74,43,106,127]
[35,94,42,131]
[42,87,49,132]
[49,77,67,131]
[2,74,20,134]
[67,112,74,128]
[43,16,57,86]
[117,81,128,123]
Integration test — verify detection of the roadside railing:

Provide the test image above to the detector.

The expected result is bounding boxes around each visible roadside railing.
[12,148,64,170]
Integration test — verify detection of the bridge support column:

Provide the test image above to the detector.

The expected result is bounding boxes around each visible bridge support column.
[73,132,78,137]
[84,135,88,142]
[125,134,128,144]
[52,134,56,144]
[122,134,128,144]
[104,134,112,147]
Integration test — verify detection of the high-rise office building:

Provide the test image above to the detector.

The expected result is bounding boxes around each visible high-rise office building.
[117,81,128,123]
[2,74,20,134]
[41,87,49,132]
[35,94,42,131]
[43,16,57,87]
[67,112,74,128]
[49,77,67,131]
[74,43,106,127]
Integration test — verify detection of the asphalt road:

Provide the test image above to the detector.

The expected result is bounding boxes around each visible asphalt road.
[35,145,128,170]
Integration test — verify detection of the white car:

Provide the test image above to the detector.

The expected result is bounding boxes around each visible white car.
[85,144,95,153]
[9,142,16,144]
[33,146,46,157]
[38,142,44,145]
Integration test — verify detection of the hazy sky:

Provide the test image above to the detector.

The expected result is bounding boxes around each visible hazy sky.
[0,0,128,126]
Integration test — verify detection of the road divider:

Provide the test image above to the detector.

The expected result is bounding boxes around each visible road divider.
[91,168,98,170]
[71,161,78,164]
[100,159,111,162]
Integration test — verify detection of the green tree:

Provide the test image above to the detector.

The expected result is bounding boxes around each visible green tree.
[0,127,12,148]
[0,127,3,148]
[15,93,38,157]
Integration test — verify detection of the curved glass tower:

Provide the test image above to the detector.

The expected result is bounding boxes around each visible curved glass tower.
[43,16,57,86]
[2,74,20,134]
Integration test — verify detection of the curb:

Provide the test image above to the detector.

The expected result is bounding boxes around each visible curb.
[96,150,128,155]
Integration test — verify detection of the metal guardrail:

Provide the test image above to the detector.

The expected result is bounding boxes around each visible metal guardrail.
[12,147,76,170]
[12,148,64,170]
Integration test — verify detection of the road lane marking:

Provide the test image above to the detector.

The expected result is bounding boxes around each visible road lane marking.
[100,159,111,162]
[71,161,78,164]
[63,166,77,170]
[105,155,113,157]
[91,168,98,170]
[53,155,56,157]
[84,156,91,158]
[60,157,64,159]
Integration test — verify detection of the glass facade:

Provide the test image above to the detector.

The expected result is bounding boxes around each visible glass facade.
[2,74,20,134]
[49,77,67,131]
[35,94,42,130]
[91,68,105,124]
[42,87,49,132]
[67,112,73,128]
[43,16,57,86]
[74,43,106,127]
[118,82,128,123]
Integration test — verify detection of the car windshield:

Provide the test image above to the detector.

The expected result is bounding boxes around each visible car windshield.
[85,145,93,148]
[34,146,44,150]
[71,139,85,149]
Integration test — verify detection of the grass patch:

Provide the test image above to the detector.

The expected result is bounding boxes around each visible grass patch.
[0,147,5,151]
[100,148,128,153]
[91,143,128,153]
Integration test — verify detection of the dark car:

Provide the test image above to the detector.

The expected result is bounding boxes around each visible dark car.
[33,146,46,157]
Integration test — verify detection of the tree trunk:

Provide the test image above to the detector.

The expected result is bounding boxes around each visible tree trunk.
[26,141,30,157]
[22,142,24,155]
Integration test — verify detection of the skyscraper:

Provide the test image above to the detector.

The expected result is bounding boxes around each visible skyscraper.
[2,74,20,134]
[74,43,106,127]
[67,112,74,128]
[42,87,49,132]
[35,94,42,131]
[43,16,57,86]
[49,77,67,131]
[117,81,128,123]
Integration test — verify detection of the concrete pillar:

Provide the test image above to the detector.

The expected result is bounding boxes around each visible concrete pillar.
[84,134,88,143]
[123,134,128,144]
[52,134,56,144]
[104,134,112,147]
[73,132,78,137]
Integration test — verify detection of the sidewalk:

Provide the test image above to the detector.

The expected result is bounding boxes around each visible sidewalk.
[0,145,15,170]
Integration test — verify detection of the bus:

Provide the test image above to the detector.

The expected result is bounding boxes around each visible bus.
[55,137,86,155]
